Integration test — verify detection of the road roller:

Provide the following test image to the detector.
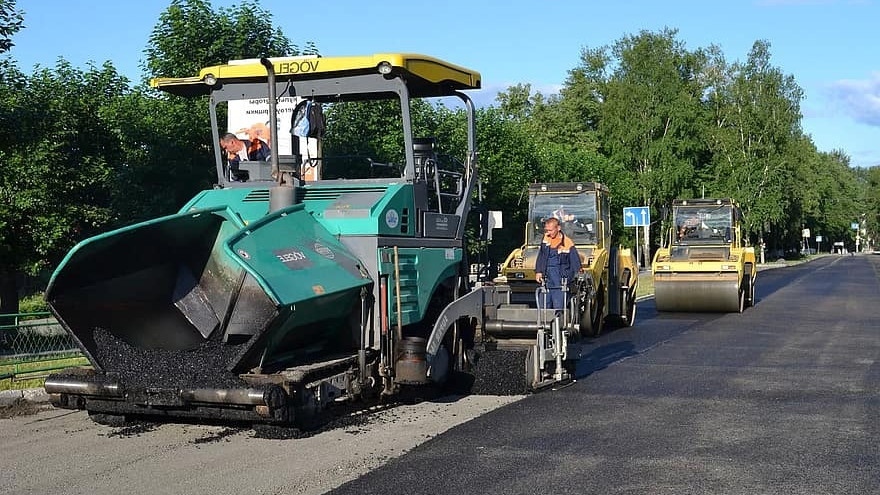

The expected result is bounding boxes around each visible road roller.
[44,53,491,427]
[424,182,639,392]
[652,198,757,312]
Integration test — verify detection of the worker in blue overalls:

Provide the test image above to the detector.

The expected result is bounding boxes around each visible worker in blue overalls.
[534,217,582,309]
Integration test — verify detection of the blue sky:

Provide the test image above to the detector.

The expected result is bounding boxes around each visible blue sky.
[7,0,880,167]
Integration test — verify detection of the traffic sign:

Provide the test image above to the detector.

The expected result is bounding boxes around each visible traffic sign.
[623,206,650,227]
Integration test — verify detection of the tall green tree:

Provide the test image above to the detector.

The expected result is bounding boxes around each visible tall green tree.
[0,62,129,313]
[138,0,313,209]
[143,0,303,79]
[704,40,804,246]
[860,166,880,250]
[0,0,309,312]
[597,29,708,226]
[809,151,862,249]
[557,47,607,152]
[0,0,25,313]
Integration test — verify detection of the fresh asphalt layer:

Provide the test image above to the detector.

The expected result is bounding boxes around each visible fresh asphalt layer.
[330,254,880,494]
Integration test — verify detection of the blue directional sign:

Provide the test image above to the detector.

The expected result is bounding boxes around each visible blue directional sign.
[623,206,650,227]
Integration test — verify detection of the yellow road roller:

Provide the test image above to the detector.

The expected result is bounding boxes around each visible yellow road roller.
[498,182,639,336]
[652,198,756,312]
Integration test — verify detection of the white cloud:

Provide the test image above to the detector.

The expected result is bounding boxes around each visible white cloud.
[824,72,880,126]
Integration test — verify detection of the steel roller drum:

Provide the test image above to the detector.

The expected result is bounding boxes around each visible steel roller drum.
[653,273,741,312]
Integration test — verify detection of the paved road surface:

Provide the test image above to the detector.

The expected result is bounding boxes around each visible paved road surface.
[2,255,877,495]
[330,254,880,494]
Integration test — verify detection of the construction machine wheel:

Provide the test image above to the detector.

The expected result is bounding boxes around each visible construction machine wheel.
[580,284,605,337]
[654,276,741,313]
[737,287,746,313]
[563,358,578,377]
[743,267,755,308]
[620,288,637,327]
[746,280,755,308]
[441,317,478,394]
[525,346,540,390]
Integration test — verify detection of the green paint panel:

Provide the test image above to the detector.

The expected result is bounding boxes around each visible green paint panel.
[380,246,462,326]
[225,203,372,311]
[183,183,415,237]
[303,183,415,236]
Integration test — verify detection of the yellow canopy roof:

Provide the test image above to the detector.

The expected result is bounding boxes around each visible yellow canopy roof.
[150,53,481,97]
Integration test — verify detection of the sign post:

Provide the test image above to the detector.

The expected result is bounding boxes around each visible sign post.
[852,221,860,253]
[623,206,651,268]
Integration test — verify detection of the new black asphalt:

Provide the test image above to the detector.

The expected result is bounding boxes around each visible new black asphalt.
[330,255,880,494]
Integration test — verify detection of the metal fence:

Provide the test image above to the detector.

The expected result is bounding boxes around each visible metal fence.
[0,313,79,357]
[0,313,86,386]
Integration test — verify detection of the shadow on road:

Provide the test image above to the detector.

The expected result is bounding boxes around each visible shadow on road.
[572,340,638,379]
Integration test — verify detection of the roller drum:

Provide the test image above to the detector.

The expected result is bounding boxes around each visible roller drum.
[654,274,741,312]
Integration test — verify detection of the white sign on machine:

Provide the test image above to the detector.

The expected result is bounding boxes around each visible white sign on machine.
[227,58,321,181]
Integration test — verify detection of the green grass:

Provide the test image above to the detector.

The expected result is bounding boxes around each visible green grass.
[636,271,654,299]
[0,356,90,391]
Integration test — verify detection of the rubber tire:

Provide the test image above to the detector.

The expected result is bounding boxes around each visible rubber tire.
[745,278,755,308]
[737,287,745,313]
[563,359,578,378]
[580,285,605,337]
[621,290,637,327]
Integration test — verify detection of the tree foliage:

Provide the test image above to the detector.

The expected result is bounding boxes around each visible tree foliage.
[704,40,805,247]
[1,5,877,313]
[143,0,301,80]
[599,29,708,215]
[0,62,127,312]
[0,0,23,54]
[0,0,311,312]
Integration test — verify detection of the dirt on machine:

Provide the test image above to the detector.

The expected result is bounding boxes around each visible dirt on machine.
[425,182,639,393]
[651,198,757,312]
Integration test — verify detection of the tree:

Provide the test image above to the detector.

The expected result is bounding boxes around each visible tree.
[609,30,707,204]
[0,0,310,313]
[860,166,880,250]
[557,47,607,151]
[137,0,312,212]
[0,0,25,313]
[143,0,300,80]
[0,0,23,54]
[704,40,804,247]
[0,62,129,314]
[586,29,708,260]
[495,77,640,248]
